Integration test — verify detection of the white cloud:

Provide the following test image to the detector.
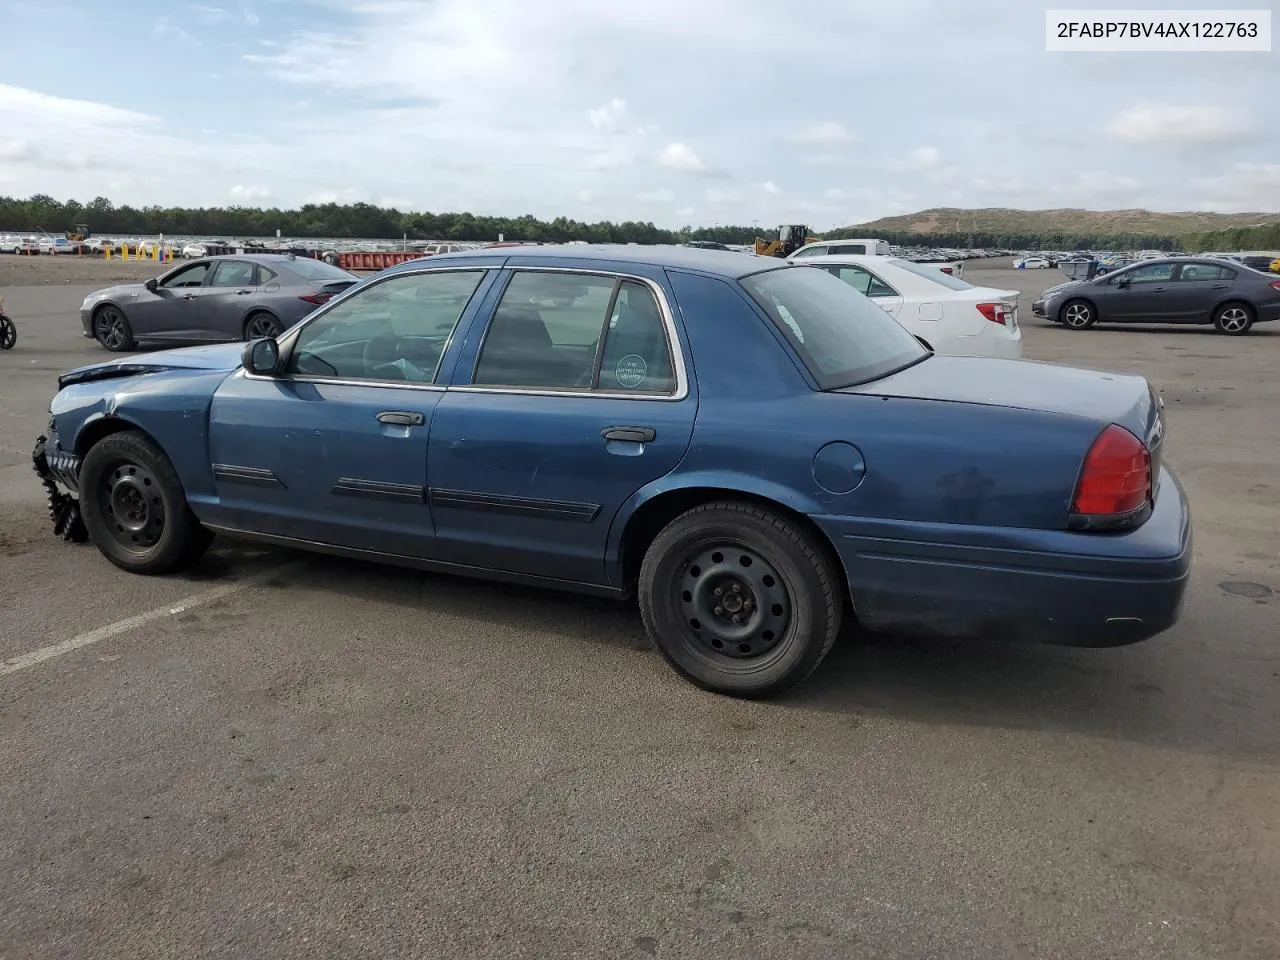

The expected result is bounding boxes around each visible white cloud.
[824,188,848,200]
[657,142,708,173]
[705,188,742,204]
[153,16,199,45]
[1193,163,1280,212]
[760,180,781,195]
[906,146,942,169]
[230,184,271,201]
[588,98,627,131]
[637,189,676,203]
[1105,104,1249,147]
[787,121,854,144]
[675,206,696,218]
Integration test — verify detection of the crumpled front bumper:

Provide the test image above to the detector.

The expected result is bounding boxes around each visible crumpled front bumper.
[32,429,88,542]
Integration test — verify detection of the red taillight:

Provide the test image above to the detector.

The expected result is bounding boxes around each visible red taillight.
[975,301,1014,325]
[939,266,954,275]
[1270,280,1280,290]
[299,293,332,305]
[1072,424,1151,517]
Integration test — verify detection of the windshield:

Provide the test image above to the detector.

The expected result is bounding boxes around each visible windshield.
[739,265,928,390]
[890,258,975,290]
[284,257,359,282]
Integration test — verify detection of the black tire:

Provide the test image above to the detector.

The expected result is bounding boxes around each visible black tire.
[243,311,283,340]
[93,304,136,352]
[1212,301,1253,336]
[638,501,842,698]
[79,430,213,575]
[1060,298,1096,330]
[0,315,15,350]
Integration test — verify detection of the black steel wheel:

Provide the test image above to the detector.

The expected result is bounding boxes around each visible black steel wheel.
[243,312,283,340]
[0,314,15,350]
[79,430,213,574]
[93,305,136,352]
[638,501,842,698]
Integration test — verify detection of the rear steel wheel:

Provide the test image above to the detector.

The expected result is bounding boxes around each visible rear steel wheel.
[639,501,842,698]
[0,315,15,350]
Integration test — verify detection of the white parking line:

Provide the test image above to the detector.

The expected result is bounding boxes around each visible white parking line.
[0,562,302,678]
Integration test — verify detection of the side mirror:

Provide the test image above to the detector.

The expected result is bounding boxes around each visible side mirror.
[145,278,159,293]
[242,337,282,376]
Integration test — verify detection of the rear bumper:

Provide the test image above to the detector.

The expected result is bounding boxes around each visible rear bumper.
[814,465,1192,648]
[1257,302,1280,323]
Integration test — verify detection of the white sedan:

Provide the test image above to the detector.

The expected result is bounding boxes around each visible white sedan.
[798,255,1023,359]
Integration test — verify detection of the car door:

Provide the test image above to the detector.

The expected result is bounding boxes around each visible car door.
[427,266,698,587]
[198,259,261,339]
[126,260,215,337]
[1169,262,1233,322]
[817,264,905,318]
[202,266,499,558]
[1105,262,1177,321]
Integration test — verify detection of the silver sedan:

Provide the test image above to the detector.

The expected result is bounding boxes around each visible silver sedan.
[79,254,360,352]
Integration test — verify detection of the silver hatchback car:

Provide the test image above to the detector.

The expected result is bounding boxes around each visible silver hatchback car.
[80,254,360,352]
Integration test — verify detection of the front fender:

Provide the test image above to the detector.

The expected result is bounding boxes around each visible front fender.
[50,368,234,508]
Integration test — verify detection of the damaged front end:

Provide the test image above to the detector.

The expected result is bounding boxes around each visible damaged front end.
[32,431,88,543]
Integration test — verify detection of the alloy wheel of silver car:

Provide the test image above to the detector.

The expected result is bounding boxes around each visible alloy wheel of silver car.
[1213,305,1252,336]
[1061,301,1094,329]
[94,307,134,351]
[244,313,282,340]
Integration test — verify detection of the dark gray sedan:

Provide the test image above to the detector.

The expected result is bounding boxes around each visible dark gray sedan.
[80,254,360,352]
[1033,257,1280,336]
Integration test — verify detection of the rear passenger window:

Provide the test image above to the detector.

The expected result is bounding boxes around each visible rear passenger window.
[597,281,675,394]
[472,272,675,394]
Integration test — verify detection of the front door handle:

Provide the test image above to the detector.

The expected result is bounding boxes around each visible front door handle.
[376,411,425,426]
[1211,284,1228,289]
[236,289,253,295]
[602,426,655,443]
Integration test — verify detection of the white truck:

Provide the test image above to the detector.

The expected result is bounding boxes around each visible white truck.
[788,238,964,278]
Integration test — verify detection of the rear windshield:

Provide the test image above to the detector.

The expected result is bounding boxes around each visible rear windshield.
[890,258,974,290]
[739,265,928,390]
[283,257,359,281]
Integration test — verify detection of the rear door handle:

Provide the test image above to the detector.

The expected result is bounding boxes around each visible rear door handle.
[601,426,655,443]
[236,289,253,295]
[377,411,425,426]
[1211,284,1228,289]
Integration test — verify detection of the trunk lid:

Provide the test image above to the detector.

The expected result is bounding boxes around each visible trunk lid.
[840,355,1163,470]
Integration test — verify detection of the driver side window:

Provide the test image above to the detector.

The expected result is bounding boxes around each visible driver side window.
[288,270,486,383]
[160,262,212,289]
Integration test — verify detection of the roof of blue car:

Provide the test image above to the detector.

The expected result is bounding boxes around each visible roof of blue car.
[403,243,781,279]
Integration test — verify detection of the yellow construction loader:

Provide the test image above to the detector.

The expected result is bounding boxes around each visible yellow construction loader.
[753,224,819,258]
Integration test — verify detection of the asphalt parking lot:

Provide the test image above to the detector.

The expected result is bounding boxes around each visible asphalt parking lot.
[1,259,1277,960]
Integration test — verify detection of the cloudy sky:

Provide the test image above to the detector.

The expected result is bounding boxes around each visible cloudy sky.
[1,0,1277,228]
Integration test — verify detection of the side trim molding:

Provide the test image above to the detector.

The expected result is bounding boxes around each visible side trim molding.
[212,464,284,488]
[331,478,426,503]
[428,488,600,523]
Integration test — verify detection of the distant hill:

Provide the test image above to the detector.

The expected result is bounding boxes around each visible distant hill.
[837,207,1280,239]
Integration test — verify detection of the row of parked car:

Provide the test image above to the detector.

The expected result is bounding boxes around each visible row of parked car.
[32,242,1191,699]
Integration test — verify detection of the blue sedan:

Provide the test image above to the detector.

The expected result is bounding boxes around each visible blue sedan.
[33,245,1192,698]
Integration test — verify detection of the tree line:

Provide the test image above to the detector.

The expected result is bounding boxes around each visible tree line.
[6,194,1275,251]
[825,227,1184,251]
[1182,222,1280,252]
[0,194,765,245]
